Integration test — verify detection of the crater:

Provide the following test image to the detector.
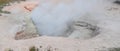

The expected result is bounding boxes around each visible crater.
[68,20,100,39]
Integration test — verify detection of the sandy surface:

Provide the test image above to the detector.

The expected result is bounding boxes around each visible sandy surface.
[0,0,120,51]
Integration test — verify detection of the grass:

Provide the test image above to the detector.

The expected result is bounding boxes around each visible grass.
[4,48,13,51]
[109,48,120,51]
[0,0,25,5]
[4,45,58,51]
[0,0,11,14]
[0,0,12,5]
[0,0,25,14]
[29,46,39,51]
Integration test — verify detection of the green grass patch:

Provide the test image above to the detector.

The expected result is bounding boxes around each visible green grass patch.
[109,47,120,51]
[29,46,39,51]
[0,0,25,14]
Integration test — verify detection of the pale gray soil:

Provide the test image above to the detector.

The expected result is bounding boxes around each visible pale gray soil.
[0,0,120,51]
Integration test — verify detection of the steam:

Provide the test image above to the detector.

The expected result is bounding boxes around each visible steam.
[31,0,119,38]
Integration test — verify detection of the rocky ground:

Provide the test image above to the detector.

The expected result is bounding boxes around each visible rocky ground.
[0,0,120,51]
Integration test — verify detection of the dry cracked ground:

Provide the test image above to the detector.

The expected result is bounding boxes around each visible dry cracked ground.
[0,0,120,51]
